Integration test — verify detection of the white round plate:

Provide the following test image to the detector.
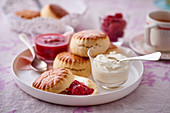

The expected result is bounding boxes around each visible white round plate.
[12,47,143,106]
[129,34,170,60]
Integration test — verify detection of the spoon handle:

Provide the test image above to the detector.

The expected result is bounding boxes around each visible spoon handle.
[19,33,35,58]
[120,52,161,62]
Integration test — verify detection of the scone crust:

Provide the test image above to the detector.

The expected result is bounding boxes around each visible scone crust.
[49,4,68,18]
[72,30,107,40]
[105,43,119,54]
[53,52,91,77]
[70,30,110,57]
[15,9,40,19]
[88,79,97,95]
[32,68,74,93]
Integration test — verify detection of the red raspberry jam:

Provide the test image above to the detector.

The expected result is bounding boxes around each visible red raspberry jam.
[66,80,94,95]
[101,13,126,42]
[35,33,69,62]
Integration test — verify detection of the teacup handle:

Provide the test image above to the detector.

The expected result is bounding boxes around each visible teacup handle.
[145,25,157,46]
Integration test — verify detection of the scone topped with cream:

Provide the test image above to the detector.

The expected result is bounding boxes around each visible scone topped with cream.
[69,30,110,57]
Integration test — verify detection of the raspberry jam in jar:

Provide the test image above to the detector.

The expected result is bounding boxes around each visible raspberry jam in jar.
[35,33,69,62]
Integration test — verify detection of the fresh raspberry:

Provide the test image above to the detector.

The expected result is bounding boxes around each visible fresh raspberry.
[101,13,126,42]
[108,23,121,41]
[117,31,124,37]
[66,80,94,95]
[108,23,121,32]
[119,19,126,29]
[102,20,110,28]
[105,15,114,19]
[115,13,123,18]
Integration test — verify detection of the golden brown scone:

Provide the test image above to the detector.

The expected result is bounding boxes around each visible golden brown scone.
[69,30,110,57]
[15,9,40,19]
[32,68,74,93]
[74,75,97,95]
[41,4,68,19]
[105,43,119,54]
[53,52,91,77]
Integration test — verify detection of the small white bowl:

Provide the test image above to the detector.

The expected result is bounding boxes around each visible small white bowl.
[88,46,135,89]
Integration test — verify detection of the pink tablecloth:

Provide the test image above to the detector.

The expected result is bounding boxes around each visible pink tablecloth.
[0,0,170,113]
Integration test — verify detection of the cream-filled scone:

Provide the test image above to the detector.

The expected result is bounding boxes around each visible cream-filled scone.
[69,30,110,57]
[53,52,91,77]
[32,68,74,93]
[41,4,68,19]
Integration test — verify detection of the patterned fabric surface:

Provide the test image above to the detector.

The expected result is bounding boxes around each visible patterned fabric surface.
[0,0,170,113]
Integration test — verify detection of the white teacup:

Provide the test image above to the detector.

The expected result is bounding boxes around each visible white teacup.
[145,10,170,51]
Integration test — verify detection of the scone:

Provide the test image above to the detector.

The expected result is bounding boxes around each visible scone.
[41,4,68,19]
[33,68,97,95]
[15,9,40,19]
[105,43,119,54]
[32,68,74,93]
[69,30,110,57]
[53,52,91,77]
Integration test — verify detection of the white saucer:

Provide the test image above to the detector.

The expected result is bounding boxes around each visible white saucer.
[12,47,143,106]
[129,34,170,60]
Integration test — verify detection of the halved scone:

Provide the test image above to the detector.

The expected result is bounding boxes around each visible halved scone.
[32,68,74,93]
[32,68,97,95]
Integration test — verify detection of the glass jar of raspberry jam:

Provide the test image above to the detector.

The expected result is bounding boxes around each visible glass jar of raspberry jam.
[31,23,74,63]
[34,33,70,63]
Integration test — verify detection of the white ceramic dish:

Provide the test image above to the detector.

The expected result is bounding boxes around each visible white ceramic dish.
[12,47,143,106]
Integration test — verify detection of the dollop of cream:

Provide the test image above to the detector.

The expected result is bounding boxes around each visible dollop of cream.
[94,51,128,71]
[92,51,130,84]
